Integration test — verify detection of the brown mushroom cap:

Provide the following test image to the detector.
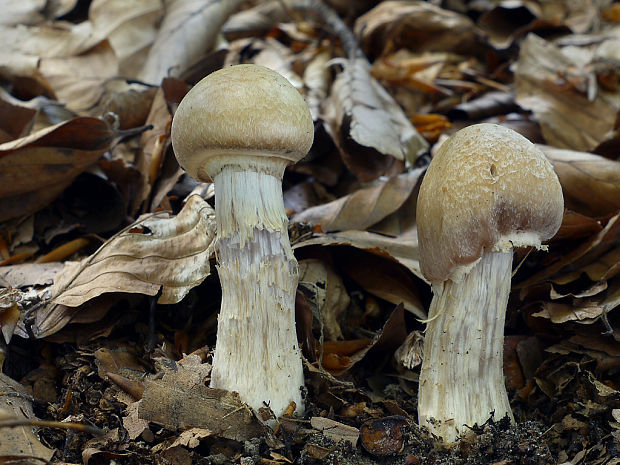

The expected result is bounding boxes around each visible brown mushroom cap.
[171,64,314,182]
[417,123,564,284]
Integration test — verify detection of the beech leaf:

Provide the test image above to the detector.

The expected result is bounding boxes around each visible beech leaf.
[540,145,620,217]
[0,117,116,221]
[139,0,244,84]
[293,168,424,232]
[50,194,216,308]
[323,58,428,181]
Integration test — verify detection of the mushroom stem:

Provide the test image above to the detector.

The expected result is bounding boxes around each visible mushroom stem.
[210,164,304,416]
[418,251,514,442]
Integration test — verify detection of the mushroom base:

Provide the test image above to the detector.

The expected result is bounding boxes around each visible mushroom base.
[418,251,514,443]
[210,167,304,417]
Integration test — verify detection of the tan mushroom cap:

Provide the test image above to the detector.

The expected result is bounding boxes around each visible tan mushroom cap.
[417,123,564,284]
[171,64,314,182]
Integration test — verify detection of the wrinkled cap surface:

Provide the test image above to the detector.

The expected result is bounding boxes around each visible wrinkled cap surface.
[417,123,564,284]
[171,64,314,182]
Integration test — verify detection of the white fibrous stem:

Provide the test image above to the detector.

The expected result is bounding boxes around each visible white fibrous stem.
[418,251,514,443]
[210,164,304,417]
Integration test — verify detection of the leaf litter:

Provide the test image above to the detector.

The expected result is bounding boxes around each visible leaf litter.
[0,0,619,464]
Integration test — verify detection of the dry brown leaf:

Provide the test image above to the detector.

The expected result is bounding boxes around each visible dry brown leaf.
[222,0,287,40]
[532,279,620,324]
[0,21,99,59]
[540,145,620,217]
[515,33,620,152]
[0,262,64,288]
[1,0,48,26]
[139,0,243,84]
[448,91,518,120]
[90,0,162,78]
[354,0,481,58]
[123,401,151,440]
[138,354,265,440]
[295,229,423,280]
[551,247,620,285]
[298,259,350,341]
[516,212,620,289]
[303,48,331,121]
[316,304,407,376]
[0,117,115,221]
[39,40,119,113]
[0,95,37,143]
[554,211,604,241]
[323,58,428,182]
[336,248,425,318]
[0,288,21,344]
[311,417,359,445]
[0,374,54,462]
[49,194,216,308]
[136,85,175,213]
[293,168,424,232]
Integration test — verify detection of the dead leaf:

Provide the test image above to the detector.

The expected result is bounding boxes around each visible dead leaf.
[222,1,288,40]
[293,168,424,232]
[304,48,331,121]
[90,0,162,78]
[354,0,481,58]
[49,194,215,308]
[318,304,408,376]
[123,401,151,440]
[294,229,423,280]
[139,0,244,84]
[447,91,518,120]
[0,117,115,221]
[532,280,620,323]
[0,373,54,462]
[298,259,350,341]
[515,33,620,152]
[138,354,265,441]
[0,94,37,143]
[516,212,620,288]
[540,145,620,217]
[0,288,21,344]
[39,40,119,113]
[323,58,428,182]
[336,248,425,318]
[0,262,64,288]
[311,417,359,445]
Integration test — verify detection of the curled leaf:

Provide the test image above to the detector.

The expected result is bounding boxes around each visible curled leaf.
[50,194,216,308]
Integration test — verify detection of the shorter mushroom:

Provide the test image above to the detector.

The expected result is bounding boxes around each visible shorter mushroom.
[415,123,564,442]
[171,65,314,416]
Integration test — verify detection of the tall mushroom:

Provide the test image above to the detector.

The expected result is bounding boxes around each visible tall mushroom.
[171,65,314,416]
[416,123,563,442]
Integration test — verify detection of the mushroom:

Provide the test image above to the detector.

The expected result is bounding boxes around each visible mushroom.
[415,123,563,442]
[171,64,314,416]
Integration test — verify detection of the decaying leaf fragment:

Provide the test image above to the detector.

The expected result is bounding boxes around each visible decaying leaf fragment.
[138,355,265,441]
[540,145,620,217]
[295,229,422,280]
[293,168,424,232]
[514,33,620,152]
[0,373,54,462]
[324,58,428,181]
[298,259,350,341]
[139,0,244,84]
[354,0,481,57]
[49,194,216,309]
[0,117,115,221]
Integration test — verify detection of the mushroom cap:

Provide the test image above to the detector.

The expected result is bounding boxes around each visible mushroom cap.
[171,64,314,182]
[417,123,564,284]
